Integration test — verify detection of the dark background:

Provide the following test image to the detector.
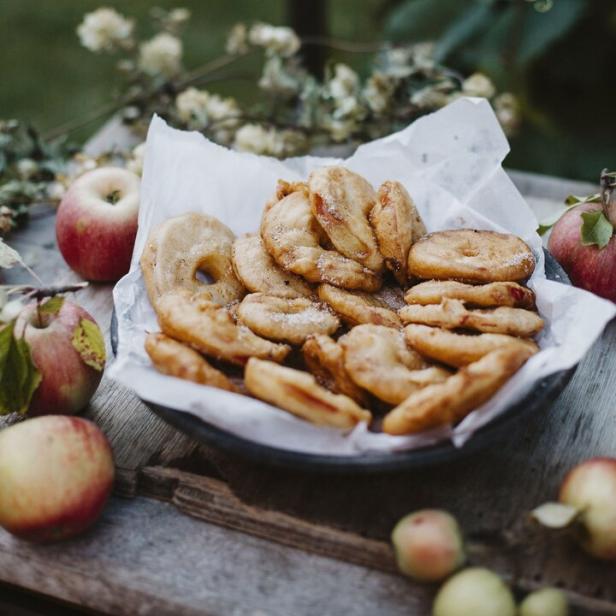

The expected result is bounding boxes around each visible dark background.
[0,0,614,182]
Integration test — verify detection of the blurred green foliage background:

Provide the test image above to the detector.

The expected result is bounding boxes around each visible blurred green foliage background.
[0,0,614,181]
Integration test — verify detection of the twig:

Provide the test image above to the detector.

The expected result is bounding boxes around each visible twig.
[7,282,89,300]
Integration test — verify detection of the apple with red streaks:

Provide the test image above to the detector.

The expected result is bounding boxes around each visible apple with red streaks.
[56,167,140,282]
[0,416,114,541]
[391,509,465,582]
[13,297,105,416]
[548,202,616,302]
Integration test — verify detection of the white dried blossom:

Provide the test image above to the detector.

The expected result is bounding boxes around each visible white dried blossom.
[233,124,273,155]
[259,56,301,95]
[249,23,300,57]
[324,117,358,142]
[383,47,414,79]
[46,181,67,202]
[16,158,38,179]
[462,72,496,99]
[139,33,182,77]
[77,8,133,53]
[126,142,146,176]
[411,87,450,110]
[226,23,249,55]
[493,92,520,136]
[72,154,98,178]
[168,8,190,24]
[176,88,211,127]
[332,96,362,120]
[176,88,239,130]
[363,72,395,115]
[205,94,240,123]
[412,42,436,72]
[328,64,359,100]
[233,124,305,157]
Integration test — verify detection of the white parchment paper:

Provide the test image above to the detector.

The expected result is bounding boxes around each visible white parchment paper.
[108,98,616,456]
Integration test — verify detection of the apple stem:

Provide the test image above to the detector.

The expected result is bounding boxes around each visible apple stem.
[36,298,42,328]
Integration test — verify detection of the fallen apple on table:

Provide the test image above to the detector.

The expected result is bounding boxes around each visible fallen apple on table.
[56,166,140,282]
[1,295,105,416]
[391,509,465,582]
[0,416,114,541]
[532,457,616,560]
[548,170,616,303]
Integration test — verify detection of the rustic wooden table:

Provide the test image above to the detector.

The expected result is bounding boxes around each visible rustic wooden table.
[1,147,615,615]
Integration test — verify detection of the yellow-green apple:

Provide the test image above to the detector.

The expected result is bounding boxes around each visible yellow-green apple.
[519,587,568,616]
[391,509,465,582]
[14,297,105,415]
[560,457,616,560]
[548,202,616,302]
[432,568,516,616]
[0,416,114,541]
[56,167,139,281]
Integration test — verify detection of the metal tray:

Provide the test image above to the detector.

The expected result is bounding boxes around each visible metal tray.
[111,251,575,473]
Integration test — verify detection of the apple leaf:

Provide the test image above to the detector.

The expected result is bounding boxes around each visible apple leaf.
[531,502,580,529]
[0,238,22,269]
[72,318,106,372]
[39,295,64,316]
[580,211,614,249]
[0,320,41,415]
[565,193,601,206]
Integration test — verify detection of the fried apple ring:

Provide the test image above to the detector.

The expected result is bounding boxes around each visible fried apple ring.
[140,224,162,309]
[302,335,369,405]
[404,324,539,368]
[339,325,449,405]
[404,280,535,309]
[237,293,340,345]
[399,298,544,337]
[318,284,401,329]
[232,235,313,299]
[245,358,372,429]
[145,332,237,392]
[261,185,381,292]
[408,230,535,283]
[156,291,290,365]
[141,213,245,309]
[308,166,384,272]
[382,346,533,435]
[370,180,426,285]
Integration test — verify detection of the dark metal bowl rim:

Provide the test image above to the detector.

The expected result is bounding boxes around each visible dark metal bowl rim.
[110,250,576,472]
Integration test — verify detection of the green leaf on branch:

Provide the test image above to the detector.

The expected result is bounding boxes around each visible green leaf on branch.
[72,318,106,372]
[0,321,41,415]
[580,211,614,249]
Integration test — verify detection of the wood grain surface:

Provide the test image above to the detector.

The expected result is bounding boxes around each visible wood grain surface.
[1,127,615,615]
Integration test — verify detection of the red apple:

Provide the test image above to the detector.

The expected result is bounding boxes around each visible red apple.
[56,167,140,282]
[560,457,616,560]
[14,298,105,416]
[0,416,114,541]
[391,509,465,582]
[548,202,616,302]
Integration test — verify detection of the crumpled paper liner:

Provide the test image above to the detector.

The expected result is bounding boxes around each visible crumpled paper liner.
[108,98,616,456]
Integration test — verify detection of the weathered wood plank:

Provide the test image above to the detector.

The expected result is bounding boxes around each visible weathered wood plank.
[0,496,433,616]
